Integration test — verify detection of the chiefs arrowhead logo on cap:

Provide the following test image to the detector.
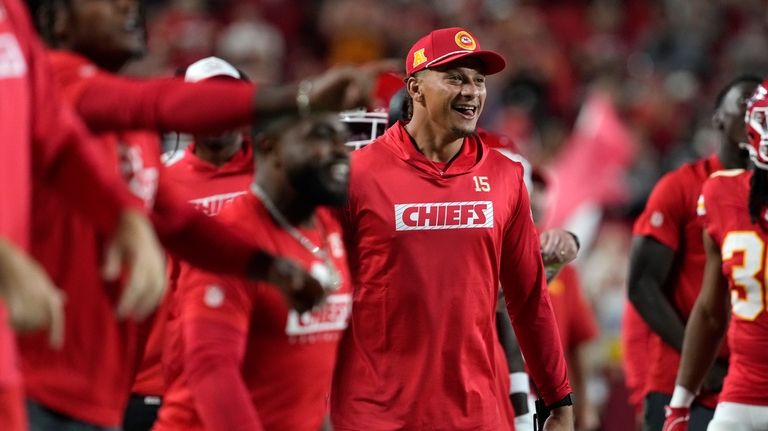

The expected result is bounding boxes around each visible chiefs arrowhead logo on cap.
[454,31,476,51]
[412,48,427,68]
[405,27,505,76]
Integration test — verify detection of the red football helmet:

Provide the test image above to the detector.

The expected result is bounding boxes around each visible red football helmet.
[340,72,406,150]
[745,82,768,170]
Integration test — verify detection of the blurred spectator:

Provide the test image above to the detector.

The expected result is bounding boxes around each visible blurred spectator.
[215,4,285,83]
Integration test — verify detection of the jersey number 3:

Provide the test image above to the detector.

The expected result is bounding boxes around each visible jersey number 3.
[723,231,766,320]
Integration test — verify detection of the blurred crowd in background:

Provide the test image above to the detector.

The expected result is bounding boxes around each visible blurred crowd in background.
[128,0,768,428]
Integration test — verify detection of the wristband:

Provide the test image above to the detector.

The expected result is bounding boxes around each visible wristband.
[509,372,530,394]
[546,393,573,410]
[669,385,695,408]
[296,80,313,117]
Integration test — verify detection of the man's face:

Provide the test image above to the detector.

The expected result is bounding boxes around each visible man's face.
[279,114,351,207]
[196,131,243,153]
[717,82,758,145]
[61,0,145,60]
[411,58,487,137]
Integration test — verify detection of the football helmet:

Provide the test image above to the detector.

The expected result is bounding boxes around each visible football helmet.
[340,72,406,150]
[744,82,768,170]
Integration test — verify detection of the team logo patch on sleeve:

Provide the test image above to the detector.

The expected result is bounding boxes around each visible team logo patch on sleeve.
[394,201,494,230]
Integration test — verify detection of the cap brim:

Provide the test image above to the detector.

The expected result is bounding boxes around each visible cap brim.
[427,50,506,75]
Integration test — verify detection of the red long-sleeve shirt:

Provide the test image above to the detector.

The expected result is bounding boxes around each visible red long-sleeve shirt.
[0,3,143,430]
[18,51,264,427]
[331,123,570,430]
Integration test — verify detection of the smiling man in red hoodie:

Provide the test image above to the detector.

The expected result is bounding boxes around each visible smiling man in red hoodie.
[331,27,573,430]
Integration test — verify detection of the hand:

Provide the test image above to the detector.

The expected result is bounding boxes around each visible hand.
[309,59,401,111]
[543,405,574,431]
[540,229,579,266]
[0,239,65,349]
[662,406,689,431]
[103,210,167,321]
[266,257,327,313]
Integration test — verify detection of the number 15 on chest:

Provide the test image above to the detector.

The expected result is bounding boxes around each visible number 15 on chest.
[473,176,490,192]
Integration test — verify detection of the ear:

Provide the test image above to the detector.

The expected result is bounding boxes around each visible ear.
[407,76,425,104]
[712,110,724,131]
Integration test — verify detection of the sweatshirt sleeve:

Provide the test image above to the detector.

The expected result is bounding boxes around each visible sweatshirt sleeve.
[179,268,264,431]
[150,173,258,277]
[26,17,139,236]
[499,174,571,405]
[185,320,264,431]
[74,74,256,135]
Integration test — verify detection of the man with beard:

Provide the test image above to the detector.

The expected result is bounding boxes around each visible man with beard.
[331,27,573,430]
[154,112,353,431]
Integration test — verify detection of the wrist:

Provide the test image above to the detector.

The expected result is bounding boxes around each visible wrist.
[670,385,695,408]
[566,230,581,251]
[547,393,573,410]
[247,251,276,281]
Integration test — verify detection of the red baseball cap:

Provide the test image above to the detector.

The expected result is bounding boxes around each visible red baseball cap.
[406,27,506,76]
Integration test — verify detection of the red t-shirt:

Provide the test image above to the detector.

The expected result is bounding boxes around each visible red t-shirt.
[632,154,723,405]
[547,265,598,352]
[700,169,768,406]
[155,194,352,431]
[331,123,570,430]
[132,142,253,396]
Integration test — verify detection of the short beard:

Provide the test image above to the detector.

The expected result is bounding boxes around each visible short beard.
[287,163,348,208]
[451,126,477,139]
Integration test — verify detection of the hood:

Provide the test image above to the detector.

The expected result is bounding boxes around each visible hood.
[376,121,488,178]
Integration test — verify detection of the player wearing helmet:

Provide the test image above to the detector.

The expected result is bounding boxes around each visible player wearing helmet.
[662,80,768,431]
[628,76,760,431]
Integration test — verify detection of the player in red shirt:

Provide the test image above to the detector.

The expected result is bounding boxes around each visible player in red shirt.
[331,27,573,430]
[0,0,167,429]
[125,56,255,431]
[154,112,353,431]
[628,76,760,431]
[663,82,768,430]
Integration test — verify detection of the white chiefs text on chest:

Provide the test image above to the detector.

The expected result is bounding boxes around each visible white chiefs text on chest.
[394,201,494,231]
